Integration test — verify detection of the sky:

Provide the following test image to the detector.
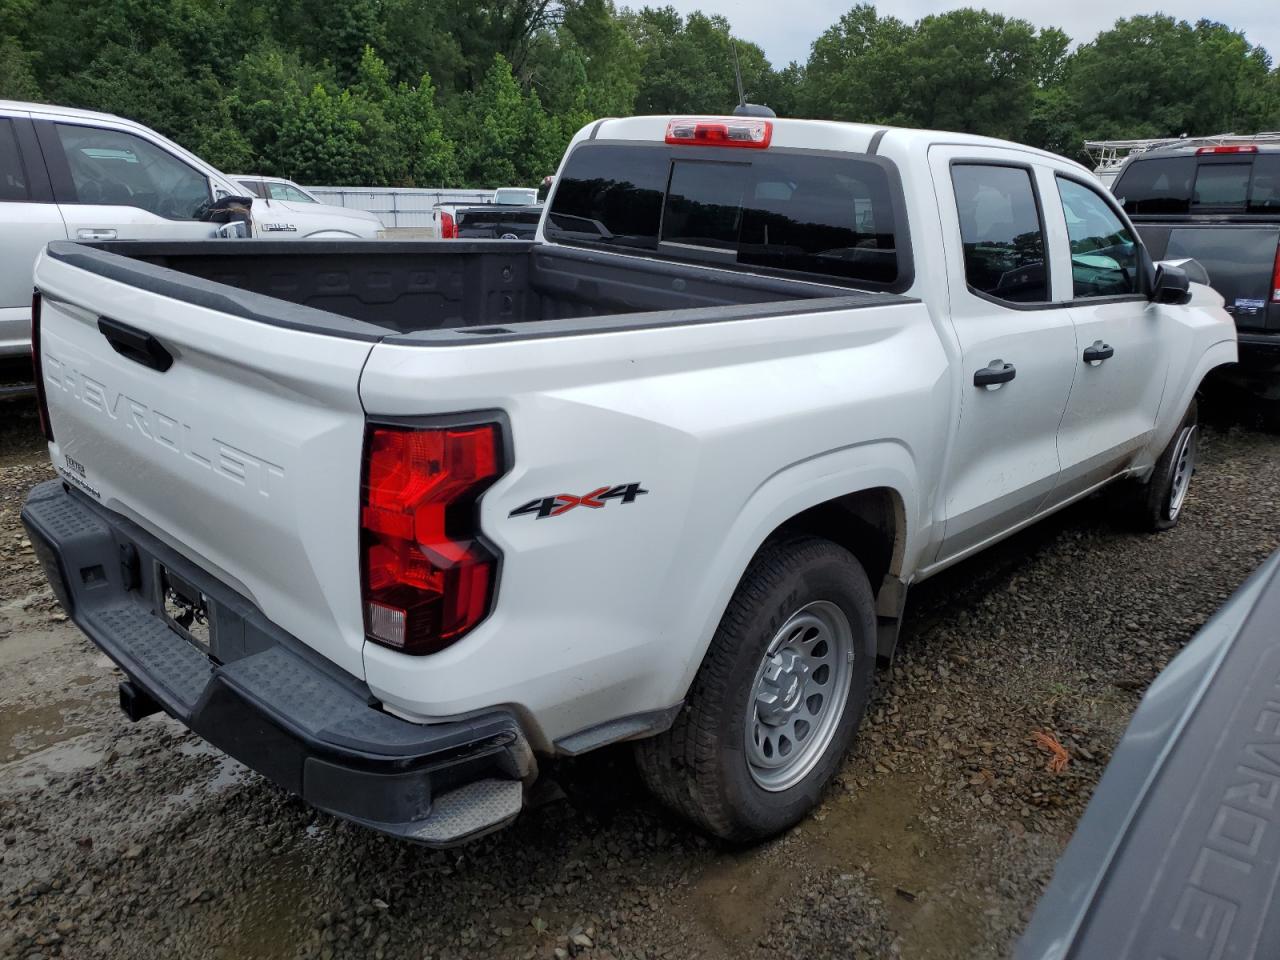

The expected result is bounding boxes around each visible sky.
[652,0,1279,69]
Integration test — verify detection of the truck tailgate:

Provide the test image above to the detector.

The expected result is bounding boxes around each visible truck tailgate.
[34,250,376,679]
[1137,222,1280,330]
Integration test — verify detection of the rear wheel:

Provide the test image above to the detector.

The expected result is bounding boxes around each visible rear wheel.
[1134,400,1198,532]
[635,537,876,842]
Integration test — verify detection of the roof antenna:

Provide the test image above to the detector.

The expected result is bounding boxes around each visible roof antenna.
[731,42,775,118]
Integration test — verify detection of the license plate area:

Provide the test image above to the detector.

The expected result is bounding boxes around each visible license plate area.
[159,566,215,656]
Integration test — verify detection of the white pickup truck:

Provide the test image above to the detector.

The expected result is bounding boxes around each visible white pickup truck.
[22,115,1236,846]
[0,99,383,360]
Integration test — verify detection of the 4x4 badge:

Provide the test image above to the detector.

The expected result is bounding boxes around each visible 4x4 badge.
[509,483,648,519]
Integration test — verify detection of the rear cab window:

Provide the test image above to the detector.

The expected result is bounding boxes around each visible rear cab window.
[1249,156,1280,213]
[545,141,910,291]
[1193,163,1250,208]
[1115,152,1280,216]
[1114,157,1195,215]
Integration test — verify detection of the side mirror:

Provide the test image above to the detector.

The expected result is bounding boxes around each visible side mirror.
[215,220,250,239]
[1151,264,1192,305]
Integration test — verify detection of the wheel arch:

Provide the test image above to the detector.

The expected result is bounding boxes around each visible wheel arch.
[675,443,922,702]
[1152,336,1236,458]
[297,229,362,239]
[764,487,906,597]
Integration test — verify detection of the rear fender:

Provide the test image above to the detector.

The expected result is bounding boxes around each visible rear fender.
[672,440,921,700]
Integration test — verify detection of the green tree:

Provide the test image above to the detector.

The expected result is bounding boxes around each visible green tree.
[386,73,459,186]
[227,44,332,173]
[451,53,566,187]
[625,8,774,115]
[378,0,467,91]
[433,0,565,91]
[274,83,368,183]
[452,54,528,187]
[269,0,386,86]
[1067,16,1273,139]
[801,5,911,123]
[898,10,1042,139]
[0,36,40,100]
[560,0,642,117]
[6,0,1278,189]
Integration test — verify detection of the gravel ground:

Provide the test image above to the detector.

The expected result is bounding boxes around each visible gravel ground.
[3,395,1279,960]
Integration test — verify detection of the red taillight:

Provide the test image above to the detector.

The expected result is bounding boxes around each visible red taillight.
[1271,244,1280,304]
[439,211,457,239]
[360,422,504,655]
[1196,145,1258,155]
[665,117,772,149]
[31,292,53,443]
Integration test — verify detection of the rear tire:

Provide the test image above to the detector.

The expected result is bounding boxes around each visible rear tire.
[1133,400,1198,532]
[635,537,876,842]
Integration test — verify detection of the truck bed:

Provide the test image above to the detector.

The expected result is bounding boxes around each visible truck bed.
[50,239,894,342]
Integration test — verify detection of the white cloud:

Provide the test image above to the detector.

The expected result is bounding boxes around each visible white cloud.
[647,0,1278,71]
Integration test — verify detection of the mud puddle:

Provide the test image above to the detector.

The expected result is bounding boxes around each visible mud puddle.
[685,776,983,958]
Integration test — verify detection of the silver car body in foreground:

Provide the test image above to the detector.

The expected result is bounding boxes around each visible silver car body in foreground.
[1018,549,1280,959]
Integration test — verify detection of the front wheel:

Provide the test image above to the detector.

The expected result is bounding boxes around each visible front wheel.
[635,537,876,842]
[1134,400,1199,532]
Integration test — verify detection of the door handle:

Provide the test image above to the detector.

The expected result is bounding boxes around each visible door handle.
[1083,340,1115,364]
[77,228,118,240]
[974,359,1016,388]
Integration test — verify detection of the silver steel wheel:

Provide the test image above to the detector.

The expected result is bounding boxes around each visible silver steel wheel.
[744,600,855,792]
[1166,423,1198,521]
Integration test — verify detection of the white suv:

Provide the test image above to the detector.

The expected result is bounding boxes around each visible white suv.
[0,100,383,358]
[232,175,321,203]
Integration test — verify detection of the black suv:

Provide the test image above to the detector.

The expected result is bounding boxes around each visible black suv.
[1112,141,1280,404]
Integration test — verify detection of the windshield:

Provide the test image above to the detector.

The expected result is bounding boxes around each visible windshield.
[268,180,318,203]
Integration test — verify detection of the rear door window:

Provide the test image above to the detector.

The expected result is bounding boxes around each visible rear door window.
[546,142,906,289]
[950,163,1049,304]
[1193,163,1250,208]
[0,119,30,202]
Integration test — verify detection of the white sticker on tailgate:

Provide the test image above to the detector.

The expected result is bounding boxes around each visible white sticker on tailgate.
[58,453,101,500]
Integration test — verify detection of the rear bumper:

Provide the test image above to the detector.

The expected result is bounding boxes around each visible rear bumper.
[1216,332,1280,400]
[20,479,532,845]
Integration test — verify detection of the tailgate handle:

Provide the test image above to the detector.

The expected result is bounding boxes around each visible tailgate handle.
[97,317,174,373]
